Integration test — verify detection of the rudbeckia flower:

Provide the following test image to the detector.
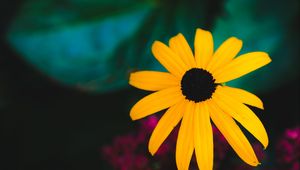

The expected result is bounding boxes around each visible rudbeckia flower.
[129,28,271,170]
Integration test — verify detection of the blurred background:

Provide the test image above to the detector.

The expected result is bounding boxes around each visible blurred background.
[0,0,299,169]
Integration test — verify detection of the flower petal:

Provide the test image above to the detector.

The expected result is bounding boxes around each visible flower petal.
[194,102,213,170]
[220,86,264,109]
[214,52,271,83]
[129,71,179,91]
[206,37,242,73]
[208,100,259,166]
[169,33,196,68]
[194,28,214,68]
[152,41,189,78]
[130,86,183,120]
[176,101,195,170]
[149,99,185,155]
[213,87,269,149]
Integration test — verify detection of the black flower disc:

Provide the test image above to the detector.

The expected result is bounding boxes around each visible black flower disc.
[181,68,218,102]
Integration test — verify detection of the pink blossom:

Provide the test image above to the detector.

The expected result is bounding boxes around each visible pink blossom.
[275,126,300,170]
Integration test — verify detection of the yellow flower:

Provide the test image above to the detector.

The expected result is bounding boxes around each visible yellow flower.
[129,28,271,170]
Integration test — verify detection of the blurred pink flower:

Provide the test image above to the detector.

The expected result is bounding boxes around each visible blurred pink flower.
[137,116,159,144]
[212,126,229,159]
[101,133,150,170]
[102,116,286,170]
[276,126,300,170]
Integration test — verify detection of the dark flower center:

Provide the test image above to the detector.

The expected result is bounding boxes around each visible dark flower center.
[181,68,218,103]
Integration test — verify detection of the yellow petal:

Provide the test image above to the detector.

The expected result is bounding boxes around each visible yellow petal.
[213,87,269,149]
[149,99,185,155]
[194,102,213,170]
[130,86,183,120]
[220,86,264,109]
[208,100,259,166]
[176,101,195,170]
[152,41,189,78]
[206,37,242,73]
[129,71,179,91]
[214,52,271,83]
[194,28,214,68]
[169,33,196,68]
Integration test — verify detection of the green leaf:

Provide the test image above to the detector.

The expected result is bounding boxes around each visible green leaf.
[212,0,299,93]
[7,0,155,93]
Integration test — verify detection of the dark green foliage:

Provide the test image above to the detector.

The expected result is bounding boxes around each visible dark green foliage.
[6,0,299,93]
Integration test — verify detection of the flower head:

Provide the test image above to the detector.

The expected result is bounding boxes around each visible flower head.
[129,28,271,170]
